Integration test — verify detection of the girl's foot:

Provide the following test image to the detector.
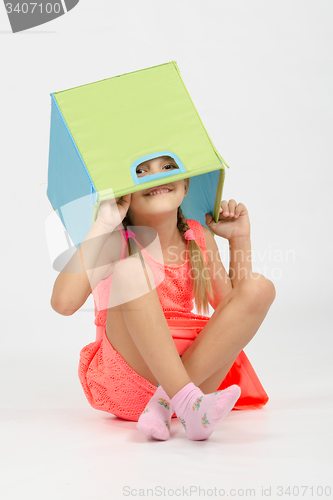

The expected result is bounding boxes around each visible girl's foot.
[136,385,173,440]
[171,382,241,440]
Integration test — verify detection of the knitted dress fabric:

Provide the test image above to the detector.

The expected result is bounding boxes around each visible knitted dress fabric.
[78,219,212,422]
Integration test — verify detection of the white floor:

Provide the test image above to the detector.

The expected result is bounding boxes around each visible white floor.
[1,303,332,500]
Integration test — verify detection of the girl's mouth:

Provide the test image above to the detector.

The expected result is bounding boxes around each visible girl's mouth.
[145,189,172,196]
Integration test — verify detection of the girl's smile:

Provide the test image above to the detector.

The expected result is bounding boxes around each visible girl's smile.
[146,190,172,196]
[145,185,174,196]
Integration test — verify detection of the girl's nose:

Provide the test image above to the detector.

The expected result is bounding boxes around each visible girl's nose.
[147,166,160,176]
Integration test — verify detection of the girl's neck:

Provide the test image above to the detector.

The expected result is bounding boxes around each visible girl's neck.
[126,211,184,252]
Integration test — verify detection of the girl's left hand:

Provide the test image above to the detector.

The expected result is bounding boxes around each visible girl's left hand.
[205,199,250,241]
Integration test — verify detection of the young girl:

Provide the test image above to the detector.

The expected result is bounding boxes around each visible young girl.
[51,155,276,441]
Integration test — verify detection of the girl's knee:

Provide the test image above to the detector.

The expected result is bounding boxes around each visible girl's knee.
[241,272,276,310]
[114,256,144,277]
[113,258,155,299]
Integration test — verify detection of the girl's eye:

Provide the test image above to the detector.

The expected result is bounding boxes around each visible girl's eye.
[136,164,178,176]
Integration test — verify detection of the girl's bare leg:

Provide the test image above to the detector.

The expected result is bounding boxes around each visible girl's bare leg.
[180,272,276,393]
[106,258,275,399]
[106,258,192,399]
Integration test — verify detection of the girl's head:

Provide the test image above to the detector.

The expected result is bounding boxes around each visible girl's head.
[127,155,189,223]
[122,155,214,315]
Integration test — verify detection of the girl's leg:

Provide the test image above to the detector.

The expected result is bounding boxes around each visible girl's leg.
[179,272,276,393]
[106,260,266,440]
[106,257,192,399]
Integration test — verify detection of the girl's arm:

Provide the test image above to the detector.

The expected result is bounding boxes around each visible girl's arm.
[202,199,252,309]
[51,194,131,316]
[51,220,119,316]
[202,227,252,309]
[202,225,233,309]
[229,236,252,288]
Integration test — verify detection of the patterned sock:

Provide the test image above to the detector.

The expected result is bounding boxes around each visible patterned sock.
[171,382,241,441]
[136,384,174,440]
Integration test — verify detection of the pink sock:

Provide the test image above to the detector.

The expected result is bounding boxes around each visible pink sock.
[171,382,241,441]
[136,385,174,440]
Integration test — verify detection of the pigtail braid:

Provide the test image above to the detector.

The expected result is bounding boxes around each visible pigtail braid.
[177,206,214,315]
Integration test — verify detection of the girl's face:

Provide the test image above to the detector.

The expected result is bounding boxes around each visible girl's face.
[127,156,189,220]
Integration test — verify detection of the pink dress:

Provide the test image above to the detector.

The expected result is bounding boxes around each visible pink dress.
[78,219,269,421]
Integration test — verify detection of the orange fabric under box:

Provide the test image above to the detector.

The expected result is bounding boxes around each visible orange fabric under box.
[166,312,269,410]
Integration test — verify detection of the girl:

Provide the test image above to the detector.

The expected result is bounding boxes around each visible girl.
[51,155,276,441]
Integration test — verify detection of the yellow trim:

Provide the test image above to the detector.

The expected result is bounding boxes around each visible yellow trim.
[212,168,224,224]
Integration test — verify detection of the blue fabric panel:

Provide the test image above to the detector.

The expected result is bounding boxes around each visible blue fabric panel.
[180,169,220,229]
[47,95,97,248]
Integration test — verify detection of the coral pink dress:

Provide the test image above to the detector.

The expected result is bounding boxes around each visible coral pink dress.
[78,218,269,421]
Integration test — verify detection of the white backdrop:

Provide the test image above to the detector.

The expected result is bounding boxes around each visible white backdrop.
[1,1,332,499]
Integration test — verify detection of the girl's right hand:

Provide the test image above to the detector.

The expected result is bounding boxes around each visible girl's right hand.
[96,193,132,229]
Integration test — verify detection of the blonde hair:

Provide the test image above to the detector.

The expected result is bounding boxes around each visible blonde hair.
[122,206,214,315]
